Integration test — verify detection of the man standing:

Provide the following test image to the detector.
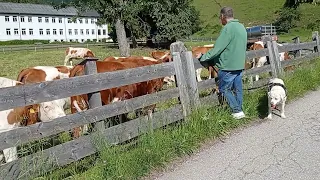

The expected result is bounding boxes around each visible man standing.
[196,6,247,119]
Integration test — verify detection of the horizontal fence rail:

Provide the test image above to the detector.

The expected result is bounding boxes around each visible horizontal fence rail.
[0,32,319,179]
[0,62,175,111]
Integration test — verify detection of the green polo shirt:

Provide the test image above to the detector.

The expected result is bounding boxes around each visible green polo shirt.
[199,19,247,71]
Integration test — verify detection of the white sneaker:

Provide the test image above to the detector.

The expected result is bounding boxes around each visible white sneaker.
[232,111,246,119]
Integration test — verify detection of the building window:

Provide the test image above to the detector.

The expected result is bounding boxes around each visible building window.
[91,19,94,24]
[98,29,101,35]
[76,39,78,42]
[59,29,63,35]
[80,29,84,35]
[45,17,49,23]
[21,29,26,35]
[68,29,72,35]
[6,29,11,35]
[14,28,18,35]
[92,29,95,35]
[61,39,64,42]
[74,29,78,35]
[59,18,62,23]
[5,16,9,22]
[86,29,89,35]
[38,17,42,23]
[52,18,56,23]
[20,16,25,22]
[28,16,32,22]
[39,29,43,35]
[81,39,84,42]
[29,29,33,35]
[46,29,50,35]
[68,18,71,23]
[85,18,88,24]
[103,29,106,35]
[53,29,57,35]
[79,18,83,23]
[13,16,17,22]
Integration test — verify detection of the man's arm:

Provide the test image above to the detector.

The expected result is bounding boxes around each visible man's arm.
[199,27,231,62]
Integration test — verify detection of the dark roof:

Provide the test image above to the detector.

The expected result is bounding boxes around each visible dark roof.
[0,2,99,17]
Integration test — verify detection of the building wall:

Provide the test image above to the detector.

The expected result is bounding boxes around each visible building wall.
[0,14,109,42]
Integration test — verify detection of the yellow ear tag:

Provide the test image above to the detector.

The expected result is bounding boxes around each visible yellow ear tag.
[29,108,35,114]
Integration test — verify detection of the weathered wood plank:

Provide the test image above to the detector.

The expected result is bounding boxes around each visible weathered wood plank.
[313,31,320,54]
[293,36,302,57]
[277,41,316,53]
[243,64,271,76]
[246,48,269,59]
[182,51,201,109]
[84,58,104,131]
[197,78,217,91]
[0,87,180,151]
[0,105,184,180]
[267,41,278,78]
[0,62,175,111]
[281,52,320,68]
[199,93,219,106]
[272,41,284,77]
[172,52,191,117]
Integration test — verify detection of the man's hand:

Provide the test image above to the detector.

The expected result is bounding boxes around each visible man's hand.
[196,53,203,60]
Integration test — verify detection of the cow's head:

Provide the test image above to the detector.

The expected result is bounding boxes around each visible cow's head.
[38,100,67,122]
[7,104,40,126]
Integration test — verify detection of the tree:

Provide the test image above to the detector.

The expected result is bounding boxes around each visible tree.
[284,0,320,8]
[142,1,201,44]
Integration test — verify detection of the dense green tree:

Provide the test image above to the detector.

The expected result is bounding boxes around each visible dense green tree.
[284,0,320,8]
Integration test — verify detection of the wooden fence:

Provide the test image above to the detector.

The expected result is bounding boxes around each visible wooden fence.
[0,31,319,179]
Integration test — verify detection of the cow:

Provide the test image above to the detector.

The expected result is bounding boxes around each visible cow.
[16,66,72,121]
[64,47,95,66]
[191,44,218,82]
[150,44,217,83]
[248,41,267,82]
[249,41,293,81]
[103,56,175,86]
[0,77,41,164]
[69,59,165,138]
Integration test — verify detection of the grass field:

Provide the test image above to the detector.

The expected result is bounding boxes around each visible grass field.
[192,0,320,41]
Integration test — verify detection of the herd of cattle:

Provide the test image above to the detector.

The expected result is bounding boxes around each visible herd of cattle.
[0,40,292,164]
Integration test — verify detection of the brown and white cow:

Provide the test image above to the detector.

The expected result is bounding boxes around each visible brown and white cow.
[16,66,72,121]
[69,59,165,138]
[64,47,95,66]
[150,44,217,83]
[0,77,41,163]
[103,55,175,85]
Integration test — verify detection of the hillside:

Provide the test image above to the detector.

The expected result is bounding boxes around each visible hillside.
[192,0,320,41]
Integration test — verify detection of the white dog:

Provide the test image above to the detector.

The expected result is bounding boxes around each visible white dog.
[267,78,287,119]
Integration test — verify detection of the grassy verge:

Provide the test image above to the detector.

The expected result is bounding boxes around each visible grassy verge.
[36,57,320,180]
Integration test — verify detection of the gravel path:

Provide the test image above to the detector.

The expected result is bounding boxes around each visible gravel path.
[154,90,320,180]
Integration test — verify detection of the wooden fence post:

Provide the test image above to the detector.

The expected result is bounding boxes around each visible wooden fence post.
[293,36,302,57]
[84,57,104,131]
[312,31,320,54]
[170,41,200,116]
[265,36,279,78]
[182,51,201,108]
[171,52,191,117]
[271,40,284,77]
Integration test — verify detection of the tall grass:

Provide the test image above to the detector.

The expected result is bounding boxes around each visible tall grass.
[36,58,320,180]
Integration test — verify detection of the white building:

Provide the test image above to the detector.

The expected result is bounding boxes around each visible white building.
[0,2,109,43]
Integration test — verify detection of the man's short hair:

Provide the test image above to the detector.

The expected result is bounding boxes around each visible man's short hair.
[220,6,233,18]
